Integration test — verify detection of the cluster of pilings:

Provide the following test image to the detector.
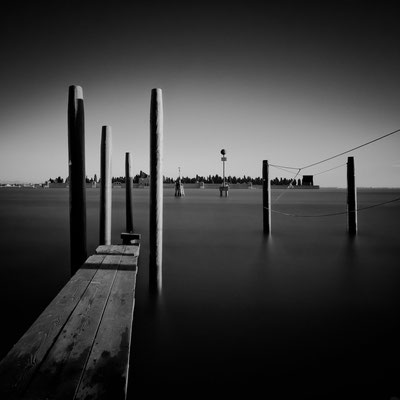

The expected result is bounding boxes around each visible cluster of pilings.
[68,85,163,292]
[262,157,358,236]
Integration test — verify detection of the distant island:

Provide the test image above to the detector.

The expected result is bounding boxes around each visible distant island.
[1,172,319,189]
[42,172,317,187]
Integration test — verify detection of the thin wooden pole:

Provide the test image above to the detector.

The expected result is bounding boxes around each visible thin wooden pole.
[149,88,163,292]
[263,160,271,235]
[347,156,357,235]
[68,85,87,275]
[223,159,226,186]
[125,152,134,233]
[99,126,112,245]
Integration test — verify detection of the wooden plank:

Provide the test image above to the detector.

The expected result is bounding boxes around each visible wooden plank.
[0,254,106,397]
[101,254,129,267]
[24,255,123,400]
[117,256,137,271]
[123,244,140,255]
[96,245,140,257]
[75,264,137,399]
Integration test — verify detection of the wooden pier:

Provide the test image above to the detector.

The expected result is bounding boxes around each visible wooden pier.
[0,242,140,400]
[0,85,163,398]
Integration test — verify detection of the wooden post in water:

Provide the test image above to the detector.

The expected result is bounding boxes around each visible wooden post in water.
[347,156,357,235]
[68,85,87,275]
[99,126,112,245]
[263,160,271,235]
[125,152,134,233]
[149,88,163,292]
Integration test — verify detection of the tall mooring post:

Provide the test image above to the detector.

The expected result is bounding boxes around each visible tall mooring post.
[68,85,87,275]
[149,88,163,292]
[125,152,134,232]
[219,149,229,197]
[347,156,357,235]
[99,126,112,245]
[263,160,271,235]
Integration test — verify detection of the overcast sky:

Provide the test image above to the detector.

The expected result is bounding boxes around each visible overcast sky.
[1,1,399,187]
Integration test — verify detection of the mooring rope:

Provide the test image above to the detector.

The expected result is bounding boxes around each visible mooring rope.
[269,196,400,218]
[270,164,300,176]
[268,128,400,214]
[313,163,347,176]
[273,168,302,203]
[270,163,346,204]
[270,127,400,172]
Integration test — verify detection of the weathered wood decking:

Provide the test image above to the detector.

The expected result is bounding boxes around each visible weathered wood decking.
[0,243,139,400]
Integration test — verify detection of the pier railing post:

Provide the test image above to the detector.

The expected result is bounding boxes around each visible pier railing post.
[263,160,271,235]
[68,85,87,275]
[99,126,112,245]
[149,88,163,292]
[125,152,134,233]
[347,156,357,235]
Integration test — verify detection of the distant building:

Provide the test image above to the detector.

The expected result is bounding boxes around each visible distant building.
[139,170,150,187]
[302,175,314,186]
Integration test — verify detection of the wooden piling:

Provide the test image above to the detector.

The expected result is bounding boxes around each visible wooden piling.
[149,88,163,292]
[68,85,87,275]
[99,126,112,245]
[347,156,357,235]
[263,160,271,235]
[125,152,134,232]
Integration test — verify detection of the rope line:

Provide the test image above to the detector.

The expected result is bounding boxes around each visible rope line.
[270,127,400,171]
[267,128,400,218]
[313,163,347,176]
[271,208,348,218]
[270,165,300,176]
[273,168,301,202]
[269,163,300,170]
[271,162,347,177]
[269,196,400,218]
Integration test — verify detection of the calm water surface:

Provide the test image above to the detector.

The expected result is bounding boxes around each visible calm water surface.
[0,188,399,399]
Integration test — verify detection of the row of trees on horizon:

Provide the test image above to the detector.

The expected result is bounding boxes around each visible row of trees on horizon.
[48,174,304,186]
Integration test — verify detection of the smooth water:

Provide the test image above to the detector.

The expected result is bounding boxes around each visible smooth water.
[0,188,399,399]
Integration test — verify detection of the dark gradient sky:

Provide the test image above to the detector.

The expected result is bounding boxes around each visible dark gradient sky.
[1,1,399,186]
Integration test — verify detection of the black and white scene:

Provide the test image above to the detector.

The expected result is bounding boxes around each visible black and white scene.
[1,1,400,399]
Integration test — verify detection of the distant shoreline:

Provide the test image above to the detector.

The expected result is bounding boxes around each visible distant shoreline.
[1,184,399,191]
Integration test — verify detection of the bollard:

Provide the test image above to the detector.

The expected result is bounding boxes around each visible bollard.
[99,126,112,245]
[347,156,357,235]
[68,85,87,275]
[263,160,271,235]
[125,152,134,233]
[149,88,163,292]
